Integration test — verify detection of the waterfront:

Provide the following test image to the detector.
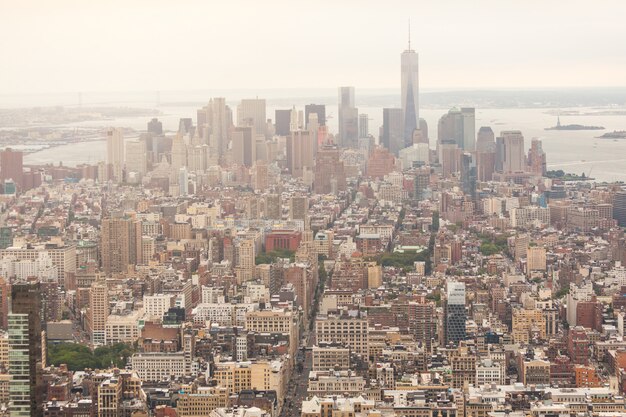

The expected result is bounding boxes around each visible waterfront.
[19,103,626,182]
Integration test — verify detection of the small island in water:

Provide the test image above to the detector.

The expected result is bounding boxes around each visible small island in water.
[545,116,604,131]
[596,130,626,139]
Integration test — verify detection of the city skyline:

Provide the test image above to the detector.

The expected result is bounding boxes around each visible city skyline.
[2,0,626,95]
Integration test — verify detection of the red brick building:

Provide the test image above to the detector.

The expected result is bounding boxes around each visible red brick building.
[265,230,302,252]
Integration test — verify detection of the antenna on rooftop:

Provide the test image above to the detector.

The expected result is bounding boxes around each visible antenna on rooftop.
[408,19,411,50]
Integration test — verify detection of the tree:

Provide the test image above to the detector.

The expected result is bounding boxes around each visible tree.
[432,211,440,232]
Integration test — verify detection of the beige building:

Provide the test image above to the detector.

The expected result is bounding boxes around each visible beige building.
[315,317,368,356]
[245,310,297,356]
[87,281,109,345]
[105,310,143,345]
[0,243,76,281]
[98,377,122,417]
[521,359,550,385]
[527,246,547,274]
[312,346,351,371]
[106,127,125,183]
[307,370,366,397]
[176,387,229,417]
[236,239,256,284]
[512,308,546,344]
[101,217,142,275]
[213,360,286,399]
[130,352,192,382]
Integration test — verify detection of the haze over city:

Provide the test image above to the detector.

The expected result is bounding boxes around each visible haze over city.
[1,2,626,417]
[2,0,626,94]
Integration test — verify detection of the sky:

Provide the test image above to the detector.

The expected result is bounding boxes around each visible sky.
[1,0,626,94]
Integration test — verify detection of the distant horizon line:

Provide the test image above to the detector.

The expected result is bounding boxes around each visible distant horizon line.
[2,86,626,97]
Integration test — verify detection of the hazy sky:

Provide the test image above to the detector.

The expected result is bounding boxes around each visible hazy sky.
[2,0,625,94]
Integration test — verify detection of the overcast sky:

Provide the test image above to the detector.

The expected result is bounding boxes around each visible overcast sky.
[1,0,625,94]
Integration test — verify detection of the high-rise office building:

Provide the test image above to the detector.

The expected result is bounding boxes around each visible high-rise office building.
[613,192,626,227]
[308,113,321,154]
[528,138,547,176]
[286,131,314,178]
[125,138,147,179]
[401,41,419,145]
[460,153,477,200]
[170,133,187,181]
[232,126,257,167]
[305,104,326,128]
[439,141,460,178]
[314,144,347,195]
[0,148,23,190]
[437,108,475,151]
[418,118,429,144]
[237,99,266,136]
[444,281,466,346]
[87,281,108,345]
[179,167,189,196]
[289,196,309,226]
[0,276,8,330]
[381,108,404,155]
[178,118,193,135]
[105,128,125,183]
[476,126,495,152]
[147,118,163,135]
[9,282,45,417]
[101,216,142,275]
[0,227,11,252]
[495,136,505,173]
[338,87,358,148]
[265,194,282,220]
[476,150,496,182]
[358,114,369,138]
[200,98,230,160]
[235,239,255,284]
[502,130,525,173]
[275,109,292,136]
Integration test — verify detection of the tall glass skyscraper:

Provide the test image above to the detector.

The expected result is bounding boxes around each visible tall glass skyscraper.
[401,43,419,147]
[444,281,467,346]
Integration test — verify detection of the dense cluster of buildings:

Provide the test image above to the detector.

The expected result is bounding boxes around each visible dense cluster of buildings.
[1,41,626,417]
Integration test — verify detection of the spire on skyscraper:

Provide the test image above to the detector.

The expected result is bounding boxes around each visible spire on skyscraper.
[408,19,411,51]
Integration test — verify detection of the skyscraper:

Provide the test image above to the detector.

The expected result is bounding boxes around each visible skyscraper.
[237,99,266,136]
[358,114,369,138]
[147,118,163,135]
[170,133,187,182]
[305,104,326,128]
[613,192,626,227]
[338,87,358,148]
[275,109,292,136]
[502,130,525,173]
[179,167,189,196]
[101,216,142,275]
[381,108,404,155]
[314,144,347,195]
[232,126,257,167]
[476,126,495,152]
[401,39,419,145]
[0,148,23,190]
[528,138,547,176]
[444,281,466,346]
[286,130,314,178]
[437,108,475,151]
[289,196,309,226]
[460,152,477,200]
[9,282,45,417]
[105,128,125,183]
[204,98,229,161]
[125,138,147,179]
[87,281,108,345]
